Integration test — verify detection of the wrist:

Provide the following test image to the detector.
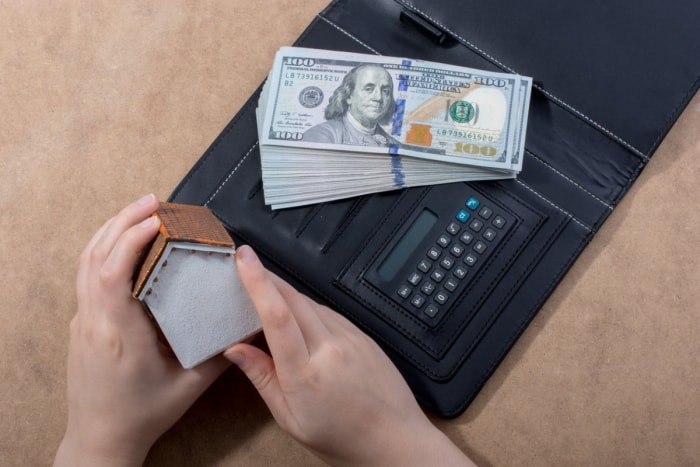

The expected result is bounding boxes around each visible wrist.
[324,414,472,467]
[54,428,151,467]
[367,418,474,467]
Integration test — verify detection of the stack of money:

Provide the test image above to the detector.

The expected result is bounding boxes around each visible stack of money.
[256,47,532,209]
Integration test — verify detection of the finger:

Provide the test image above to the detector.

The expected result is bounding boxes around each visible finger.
[268,273,332,347]
[76,219,113,305]
[82,217,114,263]
[92,194,159,264]
[270,272,353,339]
[313,303,361,336]
[235,245,309,367]
[175,354,231,397]
[100,215,161,291]
[224,343,292,427]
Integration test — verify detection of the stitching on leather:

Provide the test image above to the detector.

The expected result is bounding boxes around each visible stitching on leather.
[515,179,592,232]
[450,231,591,416]
[215,192,444,379]
[306,14,597,370]
[334,281,438,376]
[329,190,453,359]
[458,213,568,367]
[429,186,534,336]
[204,141,258,206]
[340,190,566,380]
[534,87,647,159]
[396,0,647,160]
[169,94,260,202]
[348,192,437,337]
[332,185,541,364]
[437,187,546,355]
[526,150,614,210]
[318,15,380,55]
[187,6,460,403]
[217,217,417,373]
[172,12,324,203]
[316,13,621,225]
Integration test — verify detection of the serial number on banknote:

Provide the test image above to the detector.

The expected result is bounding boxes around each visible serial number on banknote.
[284,72,341,83]
[260,47,532,171]
[434,128,497,142]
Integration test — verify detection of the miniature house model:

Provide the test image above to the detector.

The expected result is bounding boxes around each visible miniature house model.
[133,203,261,369]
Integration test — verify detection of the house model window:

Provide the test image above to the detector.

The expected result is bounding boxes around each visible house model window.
[132,202,261,369]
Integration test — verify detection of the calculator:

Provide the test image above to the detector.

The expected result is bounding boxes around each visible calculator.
[364,184,516,326]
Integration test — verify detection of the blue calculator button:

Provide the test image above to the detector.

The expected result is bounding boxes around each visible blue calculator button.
[456,209,470,223]
[465,196,480,210]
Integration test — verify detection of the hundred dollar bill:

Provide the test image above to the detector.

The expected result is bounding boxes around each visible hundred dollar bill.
[255,47,533,208]
[259,47,532,172]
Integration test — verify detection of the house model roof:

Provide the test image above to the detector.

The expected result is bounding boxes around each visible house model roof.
[130,202,259,369]
[132,202,233,298]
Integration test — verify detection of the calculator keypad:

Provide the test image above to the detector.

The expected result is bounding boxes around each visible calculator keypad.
[394,194,511,323]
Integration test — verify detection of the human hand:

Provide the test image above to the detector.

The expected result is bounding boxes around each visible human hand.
[54,194,230,467]
[225,246,475,467]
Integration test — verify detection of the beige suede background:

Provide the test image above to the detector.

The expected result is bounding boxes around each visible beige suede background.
[1,2,698,466]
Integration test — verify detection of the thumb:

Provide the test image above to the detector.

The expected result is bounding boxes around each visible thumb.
[224,343,291,421]
[178,354,231,394]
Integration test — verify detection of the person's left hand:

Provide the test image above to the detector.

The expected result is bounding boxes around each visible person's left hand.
[54,194,230,467]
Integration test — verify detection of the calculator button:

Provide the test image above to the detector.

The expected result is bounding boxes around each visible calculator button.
[407,272,422,286]
[453,266,468,279]
[473,241,488,254]
[446,222,460,235]
[410,294,426,308]
[430,269,445,282]
[397,285,412,298]
[492,216,507,229]
[478,206,493,219]
[469,219,484,232]
[427,247,441,260]
[463,253,478,267]
[483,228,497,241]
[424,304,439,318]
[459,231,474,244]
[444,278,458,292]
[437,235,450,247]
[434,291,449,305]
[465,196,480,210]
[440,256,455,270]
[417,259,431,273]
[456,209,470,223]
[449,243,465,257]
[420,282,436,295]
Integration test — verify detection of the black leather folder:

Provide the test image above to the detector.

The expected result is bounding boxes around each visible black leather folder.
[170,0,699,417]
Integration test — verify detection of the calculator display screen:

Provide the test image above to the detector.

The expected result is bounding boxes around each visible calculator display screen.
[377,209,437,281]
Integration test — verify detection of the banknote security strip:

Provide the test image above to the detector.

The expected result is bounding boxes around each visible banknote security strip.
[390,152,406,188]
[256,47,533,209]
[169,0,700,420]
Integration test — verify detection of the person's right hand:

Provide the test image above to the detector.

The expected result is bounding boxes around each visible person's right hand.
[224,245,475,467]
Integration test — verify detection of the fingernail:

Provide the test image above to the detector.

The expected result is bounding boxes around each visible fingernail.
[236,245,257,264]
[140,215,160,229]
[225,349,246,366]
[138,193,155,205]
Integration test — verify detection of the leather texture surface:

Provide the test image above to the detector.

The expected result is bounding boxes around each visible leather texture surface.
[3,1,700,464]
[170,0,699,417]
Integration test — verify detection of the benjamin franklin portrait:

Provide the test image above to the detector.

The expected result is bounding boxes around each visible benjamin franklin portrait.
[303,64,398,147]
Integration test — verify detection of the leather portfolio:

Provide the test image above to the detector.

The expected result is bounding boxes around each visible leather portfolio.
[169,0,700,417]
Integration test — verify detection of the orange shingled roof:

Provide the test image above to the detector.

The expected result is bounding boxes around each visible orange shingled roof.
[132,202,233,298]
